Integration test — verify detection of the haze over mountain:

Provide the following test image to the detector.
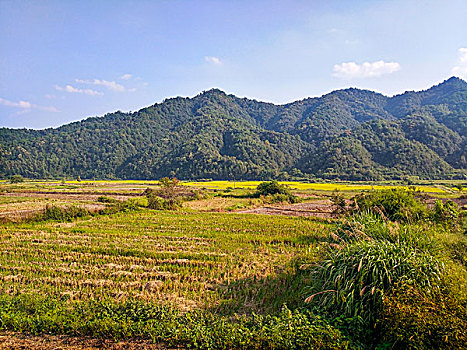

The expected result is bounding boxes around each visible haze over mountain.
[1,77,466,181]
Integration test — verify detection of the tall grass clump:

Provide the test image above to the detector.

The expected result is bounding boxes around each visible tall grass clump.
[306,213,444,346]
[306,239,443,323]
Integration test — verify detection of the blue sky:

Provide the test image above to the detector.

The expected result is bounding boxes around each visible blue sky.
[1,0,466,129]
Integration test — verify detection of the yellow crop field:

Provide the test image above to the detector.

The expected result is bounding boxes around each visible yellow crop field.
[4,179,450,193]
[182,180,447,193]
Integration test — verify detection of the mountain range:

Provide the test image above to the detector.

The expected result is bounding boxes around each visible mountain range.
[1,77,466,181]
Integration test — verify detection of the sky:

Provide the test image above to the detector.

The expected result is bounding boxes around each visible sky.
[1,0,466,129]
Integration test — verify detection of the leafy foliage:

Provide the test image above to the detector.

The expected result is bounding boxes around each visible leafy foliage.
[353,188,427,222]
[9,175,24,183]
[255,181,299,203]
[146,177,184,210]
[255,180,292,196]
[433,199,460,224]
[0,296,350,350]
[39,204,90,221]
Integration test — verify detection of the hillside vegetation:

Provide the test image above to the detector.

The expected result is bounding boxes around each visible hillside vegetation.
[0,77,466,180]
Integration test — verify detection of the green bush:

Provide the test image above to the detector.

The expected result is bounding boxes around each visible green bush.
[9,175,24,183]
[261,193,301,204]
[255,181,292,196]
[255,181,299,203]
[147,194,182,210]
[379,278,467,349]
[39,204,90,221]
[97,196,117,203]
[333,213,437,250]
[331,190,347,214]
[433,199,459,224]
[353,189,427,222]
[101,199,141,214]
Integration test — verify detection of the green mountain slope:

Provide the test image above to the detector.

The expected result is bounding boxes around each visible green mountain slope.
[0,77,466,180]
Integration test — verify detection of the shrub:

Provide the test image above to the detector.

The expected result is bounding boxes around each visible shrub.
[157,177,180,199]
[433,199,459,224]
[261,193,301,204]
[9,175,24,183]
[331,190,347,214]
[379,283,467,350]
[256,181,292,196]
[97,196,117,203]
[145,178,184,210]
[255,181,299,203]
[104,199,140,213]
[353,189,427,222]
[147,194,182,210]
[39,204,90,221]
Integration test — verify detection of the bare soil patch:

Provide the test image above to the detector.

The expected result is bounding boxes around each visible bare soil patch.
[0,331,172,350]
[239,199,338,218]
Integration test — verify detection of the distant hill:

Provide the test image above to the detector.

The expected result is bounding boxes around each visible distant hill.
[1,77,466,180]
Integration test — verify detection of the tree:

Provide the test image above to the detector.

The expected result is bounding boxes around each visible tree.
[146,177,182,210]
[158,177,180,199]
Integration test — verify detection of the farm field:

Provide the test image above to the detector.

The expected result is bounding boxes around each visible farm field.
[0,179,466,349]
[0,210,326,314]
[4,178,464,193]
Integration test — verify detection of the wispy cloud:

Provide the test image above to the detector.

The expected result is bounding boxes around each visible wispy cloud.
[120,73,133,80]
[204,56,222,65]
[0,97,59,112]
[75,79,126,92]
[328,28,343,34]
[344,39,359,45]
[55,85,103,96]
[333,60,401,79]
[451,48,467,79]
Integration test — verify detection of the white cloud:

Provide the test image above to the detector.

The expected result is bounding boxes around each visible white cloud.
[55,84,103,96]
[0,97,59,112]
[75,79,126,92]
[120,73,133,80]
[328,28,342,34]
[344,39,359,45]
[333,60,401,79]
[204,56,222,65]
[451,48,467,79]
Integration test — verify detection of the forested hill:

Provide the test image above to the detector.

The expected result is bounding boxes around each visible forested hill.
[1,77,466,181]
